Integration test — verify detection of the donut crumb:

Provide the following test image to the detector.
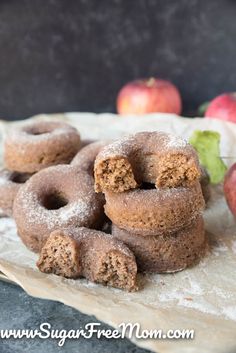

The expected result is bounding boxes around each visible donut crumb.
[94,250,138,291]
[95,158,138,193]
[156,154,201,188]
[37,233,81,278]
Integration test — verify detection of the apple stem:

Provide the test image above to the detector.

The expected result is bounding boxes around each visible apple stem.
[146,77,155,87]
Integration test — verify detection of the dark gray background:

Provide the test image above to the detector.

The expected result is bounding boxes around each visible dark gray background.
[0,0,235,119]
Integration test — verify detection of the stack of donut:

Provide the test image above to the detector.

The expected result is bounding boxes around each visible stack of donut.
[2,121,138,291]
[94,131,208,273]
[1,122,208,291]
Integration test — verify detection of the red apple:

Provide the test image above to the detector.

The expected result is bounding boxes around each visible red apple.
[224,163,236,216]
[116,77,182,115]
[205,93,236,123]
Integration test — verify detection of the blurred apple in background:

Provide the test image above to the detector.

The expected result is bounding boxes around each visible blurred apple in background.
[116,77,182,115]
[205,93,236,123]
[224,162,236,217]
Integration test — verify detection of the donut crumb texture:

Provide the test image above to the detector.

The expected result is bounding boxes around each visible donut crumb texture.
[156,154,201,188]
[95,157,138,192]
[37,233,80,278]
[83,249,138,291]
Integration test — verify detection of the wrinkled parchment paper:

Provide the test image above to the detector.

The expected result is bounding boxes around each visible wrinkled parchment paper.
[0,113,236,353]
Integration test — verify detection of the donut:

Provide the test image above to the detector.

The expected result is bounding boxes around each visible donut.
[104,182,205,235]
[71,140,109,175]
[37,227,137,291]
[0,169,32,217]
[200,167,211,204]
[13,165,105,253]
[94,131,201,193]
[4,120,81,173]
[112,216,207,273]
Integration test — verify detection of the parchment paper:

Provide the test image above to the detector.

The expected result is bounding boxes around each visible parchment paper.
[0,112,236,353]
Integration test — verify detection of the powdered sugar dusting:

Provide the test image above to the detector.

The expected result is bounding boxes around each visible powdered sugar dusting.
[7,120,79,143]
[96,131,192,165]
[60,200,90,222]
[19,188,98,231]
[96,135,137,160]
[144,258,236,321]
[165,133,188,148]
[4,121,80,160]
[13,166,104,238]
[70,227,133,258]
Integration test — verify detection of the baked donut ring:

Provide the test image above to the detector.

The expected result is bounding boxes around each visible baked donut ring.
[4,120,81,173]
[71,140,109,175]
[13,165,105,252]
[104,182,205,235]
[0,169,32,216]
[37,227,137,291]
[95,131,201,193]
[112,216,207,273]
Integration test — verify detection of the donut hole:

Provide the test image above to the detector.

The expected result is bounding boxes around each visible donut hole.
[42,192,68,210]
[10,172,30,184]
[26,126,53,135]
[24,123,55,136]
[140,182,155,190]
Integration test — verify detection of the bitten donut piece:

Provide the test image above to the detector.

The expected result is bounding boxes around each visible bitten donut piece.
[71,140,109,175]
[112,216,207,273]
[105,182,205,235]
[94,131,201,193]
[37,227,138,291]
[0,169,32,216]
[13,165,105,253]
[4,120,81,173]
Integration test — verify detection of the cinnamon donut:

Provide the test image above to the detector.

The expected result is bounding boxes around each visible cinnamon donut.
[71,140,109,175]
[95,131,201,193]
[4,120,81,173]
[104,182,205,235]
[0,169,32,217]
[37,227,137,291]
[112,216,207,273]
[13,165,105,252]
